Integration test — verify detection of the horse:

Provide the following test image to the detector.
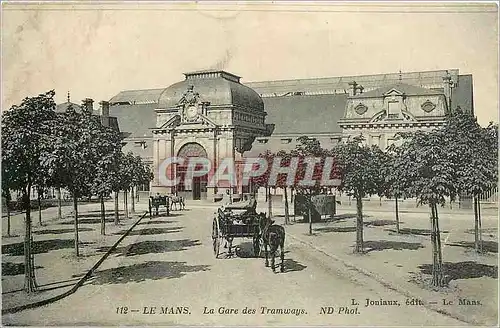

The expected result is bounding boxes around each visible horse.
[258,213,285,273]
[170,194,185,211]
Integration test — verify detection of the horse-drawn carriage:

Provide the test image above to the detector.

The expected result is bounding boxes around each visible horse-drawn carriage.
[211,197,286,272]
[148,193,186,217]
[211,198,262,258]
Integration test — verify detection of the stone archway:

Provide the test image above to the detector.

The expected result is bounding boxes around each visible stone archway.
[177,142,208,200]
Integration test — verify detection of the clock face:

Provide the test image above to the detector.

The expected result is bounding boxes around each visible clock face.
[186,105,198,119]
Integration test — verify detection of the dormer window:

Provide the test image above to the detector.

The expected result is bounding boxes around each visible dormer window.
[257,138,268,144]
[281,138,292,144]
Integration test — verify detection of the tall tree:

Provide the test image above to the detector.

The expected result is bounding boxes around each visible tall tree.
[333,136,385,253]
[48,104,101,256]
[395,129,458,287]
[91,124,122,235]
[442,109,498,253]
[130,155,153,214]
[382,147,413,233]
[1,90,57,292]
[292,136,334,234]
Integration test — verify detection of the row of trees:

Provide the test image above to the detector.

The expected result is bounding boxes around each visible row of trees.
[2,91,152,292]
[253,109,497,287]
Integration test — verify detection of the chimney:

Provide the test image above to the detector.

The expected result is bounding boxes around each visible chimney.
[348,81,358,97]
[99,100,110,127]
[443,73,453,110]
[356,85,364,95]
[82,98,94,113]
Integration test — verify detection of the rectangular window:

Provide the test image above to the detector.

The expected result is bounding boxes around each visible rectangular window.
[370,135,381,147]
[388,101,399,119]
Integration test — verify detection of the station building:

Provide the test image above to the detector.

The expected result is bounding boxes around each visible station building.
[107,68,474,201]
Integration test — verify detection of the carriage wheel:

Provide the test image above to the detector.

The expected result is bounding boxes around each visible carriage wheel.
[212,218,220,258]
[253,235,261,257]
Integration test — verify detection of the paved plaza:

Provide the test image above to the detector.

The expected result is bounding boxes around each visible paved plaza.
[2,200,498,326]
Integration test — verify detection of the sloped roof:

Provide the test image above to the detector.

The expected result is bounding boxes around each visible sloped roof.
[121,139,153,160]
[352,83,442,99]
[262,94,347,135]
[244,138,298,157]
[109,103,156,138]
[109,88,164,105]
[246,69,459,97]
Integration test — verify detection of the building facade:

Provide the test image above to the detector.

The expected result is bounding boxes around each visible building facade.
[108,68,474,200]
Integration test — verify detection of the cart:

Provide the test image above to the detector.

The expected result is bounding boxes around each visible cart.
[211,199,262,258]
[149,195,170,217]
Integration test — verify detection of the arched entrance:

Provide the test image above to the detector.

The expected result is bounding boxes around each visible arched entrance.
[176,142,208,200]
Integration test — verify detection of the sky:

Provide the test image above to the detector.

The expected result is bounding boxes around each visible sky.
[2,2,498,126]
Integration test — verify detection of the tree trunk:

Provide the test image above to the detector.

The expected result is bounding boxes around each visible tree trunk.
[268,186,273,218]
[114,191,119,225]
[474,196,479,253]
[478,197,483,253]
[430,204,438,285]
[23,187,36,293]
[355,195,364,253]
[37,189,42,226]
[124,190,129,219]
[284,187,289,225]
[308,205,312,235]
[100,195,106,235]
[73,191,79,257]
[6,195,11,237]
[57,187,62,220]
[430,202,445,287]
[131,187,136,213]
[395,197,400,233]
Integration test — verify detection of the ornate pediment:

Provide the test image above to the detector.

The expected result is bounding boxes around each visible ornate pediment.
[383,88,404,97]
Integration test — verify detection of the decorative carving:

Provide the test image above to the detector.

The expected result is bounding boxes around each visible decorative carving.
[178,86,212,124]
[372,111,387,122]
[178,85,200,106]
[402,112,412,120]
[354,103,368,115]
[421,100,436,113]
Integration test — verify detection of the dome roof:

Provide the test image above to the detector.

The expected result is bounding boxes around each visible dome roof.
[158,70,264,111]
[55,101,82,113]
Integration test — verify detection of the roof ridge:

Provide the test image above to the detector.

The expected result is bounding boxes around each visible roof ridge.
[245,69,459,85]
